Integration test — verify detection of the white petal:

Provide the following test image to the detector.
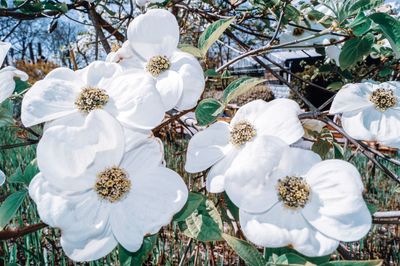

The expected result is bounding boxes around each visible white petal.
[0,67,28,103]
[0,42,11,66]
[330,83,374,114]
[106,41,135,63]
[104,72,165,130]
[206,150,238,193]
[325,45,341,66]
[76,61,122,88]
[270,147,321,180]
[120,137,164,176]
[21,68,83,127]
[341,107,382,141]
[185,121,231,173]
[29,173,112,238]
[240,204,339,257]
[230,99,269,126]
[156,70,183,111]
[224,136,287,213]
[171,50,205,110]
[61,225,117,262]
[302,160,372,242]
[375,109,400,148]
[127,9,179,60]
[37,110,124,191]
[255,99,304,144]
[123,127,153,152]
[110,166,187,251]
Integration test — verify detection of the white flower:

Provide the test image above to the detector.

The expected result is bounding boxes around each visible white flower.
[239,148,371,257]
[110,9,205,111]
[330,81,400,148]
[0,42,28,104]
[21,61,165,131]
[0,169,5,186]
[185,99,304,207]
[279,20,328,47]
[322,38,342,66]
[29,135,188,262]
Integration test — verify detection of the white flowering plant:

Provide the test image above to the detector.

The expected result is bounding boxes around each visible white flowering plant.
[0,0,399,265]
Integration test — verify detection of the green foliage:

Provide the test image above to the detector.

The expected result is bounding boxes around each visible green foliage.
[369,13,400,58]
[264,247,331,265]
[0,190,27,229]
[178,44,203,58]
[222,77,266,104]
[8,159,38,185]
[195,98,225,126]
[198,18,235,56]
[179,198,223,242]
[321,260,383,266]
[349,12,372,36]
[118,234,158,266]
[222,233,266,266]
[339,33,374,69]
[0,101,13,128]
[173,192,205,222]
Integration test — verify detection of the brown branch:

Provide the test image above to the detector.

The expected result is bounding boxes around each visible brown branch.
[88,4,111,53]
[96,14,125,42]
[152,107,195,134]
[0,222,47,240]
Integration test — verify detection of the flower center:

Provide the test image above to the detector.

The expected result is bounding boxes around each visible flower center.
[94,166,131,203]
[369,88,397,112]
[230,121,257,146]
[146,55,171,77]
[293,28,305,36]
[75,87,109,113]
[277,176,310,209]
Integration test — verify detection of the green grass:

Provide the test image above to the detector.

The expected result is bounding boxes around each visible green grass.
[0,124,399,265]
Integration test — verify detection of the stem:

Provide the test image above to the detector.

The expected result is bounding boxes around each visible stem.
[0,222,47,240]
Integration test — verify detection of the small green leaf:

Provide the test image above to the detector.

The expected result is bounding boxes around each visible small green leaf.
[349,11,371,36]
[198,18,235,56]
[321,260,383,266]
[276,253,308,265]
[222,233,266,266]
[0,190,27,229]
[369,13,400,58]
[333,143,344,159]
[339,34,374,69]
[118,234,158,266]
[178,44,204,58]
[205,69,220,77]
[327,82,344,91]
[173,192,205,222]
[367,203,378,215]
[222,77,265,103]
[312,139,331,159]
[195,98,225,126]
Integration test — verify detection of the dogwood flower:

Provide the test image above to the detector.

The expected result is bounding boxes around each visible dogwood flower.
[185,99,304,202]
[110,9,205,111]
[21,61,165,131]
[0,42,28,104]
[30,135,188,261]
[239,148,371,257]
[330,81,400,148]
[135,0,163,6]
[279,20,328,47]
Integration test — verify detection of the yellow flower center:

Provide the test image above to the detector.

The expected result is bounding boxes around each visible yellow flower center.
[146,55,171,77]
[230,121,257,146]
[94,166,131,203]
[75,87,109,113]
[277,176,310,209]
[369,88,397,112]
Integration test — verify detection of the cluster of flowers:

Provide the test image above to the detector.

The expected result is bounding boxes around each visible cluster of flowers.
[20,9,204,261]
[186,99,372,257]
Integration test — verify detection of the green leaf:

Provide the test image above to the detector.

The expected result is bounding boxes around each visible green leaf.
[0,105,13,127]
[276,253,308,265]
[339,33,374,69]
[369,13,400,58]
[198,18,235,56]
[118,234,158,266]
[195,98,225,126]
[179,199,222,242]
[9,160,38,185]
[222,234,266,266]
[349,11,371,36]
[312,139,331,159]
[178,44,204,58]
[14,78,30,94]
[205,69,221,77]
[321,260,383,266]
[333,143,344,159]
[327,81,344,91]
[223,192,239,221]
[0,190,27,229]
[367,203,378,215]
[222,77,266,103]
[264,247,330,265]
[173,192,205,222]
